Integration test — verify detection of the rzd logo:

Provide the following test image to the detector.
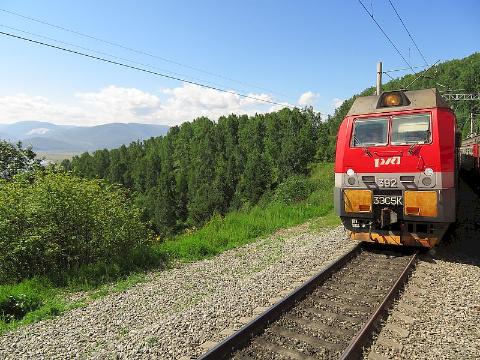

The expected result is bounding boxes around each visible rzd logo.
[374,156,400,168]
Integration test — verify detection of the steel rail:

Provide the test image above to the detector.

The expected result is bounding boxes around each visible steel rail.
[339,250,419,360]
[197,243,363,360]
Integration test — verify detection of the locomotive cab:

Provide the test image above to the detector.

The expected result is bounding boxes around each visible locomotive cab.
[334,88,457,247]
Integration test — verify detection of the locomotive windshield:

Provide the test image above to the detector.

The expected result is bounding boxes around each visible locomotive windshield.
[352,117,388,147]
[391,114,431,145]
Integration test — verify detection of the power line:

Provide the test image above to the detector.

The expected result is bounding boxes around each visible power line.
[383,64,430,73]
[383,71,396,81]
[0,24,260,97]
[357,0,415,73]
[387,0,429,66]
[0,7,289,99]
[0,30,291,108]
[405,59,440,89]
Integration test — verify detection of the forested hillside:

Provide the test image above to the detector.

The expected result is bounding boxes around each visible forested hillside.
[317,52,480,159]
[64,109,323,236]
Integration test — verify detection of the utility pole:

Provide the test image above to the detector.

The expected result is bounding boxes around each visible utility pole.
[376,62,383,95]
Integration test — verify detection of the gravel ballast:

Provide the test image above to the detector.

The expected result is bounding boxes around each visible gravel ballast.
[366,179,480,360]
[0,223,353,359]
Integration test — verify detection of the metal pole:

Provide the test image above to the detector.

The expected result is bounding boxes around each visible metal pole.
[376,62,383,95]
[471,112,474,136]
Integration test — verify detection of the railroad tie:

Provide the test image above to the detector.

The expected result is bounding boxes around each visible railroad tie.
[218,327,236,337]
[238,316,256,324]
[252,306,270,315]
[284,314,355,339]
[376,334,403,352]
[384,323,409,338]
[391,310,415,325]
[397,302,419,314]
[368,351,390,360]
[269,325,344,351]
[253,337,317,360]
[408,285,427,296]
[232,354,256,360]
[314,287,376,304]
[303,306,359,323]
[403,293,421,304]
[199,340,218,351]
[268,296,284,305]
[310,295,371,313]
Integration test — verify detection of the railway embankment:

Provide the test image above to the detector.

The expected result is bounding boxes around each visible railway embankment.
[0,222,353,359]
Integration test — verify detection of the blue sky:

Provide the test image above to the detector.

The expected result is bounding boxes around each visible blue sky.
[0,0,478,125]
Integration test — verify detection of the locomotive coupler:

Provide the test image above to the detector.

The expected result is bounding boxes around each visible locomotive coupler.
[380,208,398,228]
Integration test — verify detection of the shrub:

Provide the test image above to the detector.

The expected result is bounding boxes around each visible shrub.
[0,279,46,322]
[274,175,314,204]
[0,170,153,284]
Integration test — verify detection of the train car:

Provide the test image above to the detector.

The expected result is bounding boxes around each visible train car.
[334,88,458,248]
[460,135,480,175]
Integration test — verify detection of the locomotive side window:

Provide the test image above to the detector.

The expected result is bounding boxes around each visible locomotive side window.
[391,114,431,145]
[352,117,388,147]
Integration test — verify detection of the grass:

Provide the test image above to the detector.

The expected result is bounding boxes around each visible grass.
[0,272,149,334]
[0,162,338,334]
[0,278,83,334]
[154,163,335,262]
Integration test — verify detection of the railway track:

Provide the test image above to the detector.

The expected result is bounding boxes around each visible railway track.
[198,243,419,360]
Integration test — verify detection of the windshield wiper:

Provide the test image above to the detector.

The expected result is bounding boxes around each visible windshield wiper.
[408,131,430,154]
[363,146,372,157]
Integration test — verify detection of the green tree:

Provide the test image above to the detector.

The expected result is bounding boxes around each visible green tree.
[0,141,41,180]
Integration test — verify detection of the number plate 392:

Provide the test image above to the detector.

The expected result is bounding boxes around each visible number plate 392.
[377,178,397,187]
[373,195,403,206]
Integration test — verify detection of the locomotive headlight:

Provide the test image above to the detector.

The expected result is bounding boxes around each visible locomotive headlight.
[383,93,402,106]
[424,168,434,176]
[422,177,432,186]
[346,168,355,177]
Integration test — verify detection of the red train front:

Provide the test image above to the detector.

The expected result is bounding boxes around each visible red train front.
[334,88,458,247]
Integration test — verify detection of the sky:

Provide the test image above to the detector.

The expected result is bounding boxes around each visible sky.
[0,0,479,126]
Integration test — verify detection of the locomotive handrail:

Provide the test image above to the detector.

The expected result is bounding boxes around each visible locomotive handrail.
[373,150,403,157]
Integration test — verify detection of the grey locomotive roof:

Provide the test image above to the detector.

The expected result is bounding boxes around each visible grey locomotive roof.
[347,88,450,116]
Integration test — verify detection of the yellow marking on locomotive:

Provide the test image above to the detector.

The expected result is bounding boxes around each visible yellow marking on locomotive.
[404,191,438,217]
[344,189,372,213]
[349,231,439,248]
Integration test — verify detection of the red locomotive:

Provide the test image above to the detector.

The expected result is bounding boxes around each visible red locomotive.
[334,88,458,247]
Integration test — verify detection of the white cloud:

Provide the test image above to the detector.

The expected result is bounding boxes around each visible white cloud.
[76,85,162,121]
[0,93,86,125]
[0,84,293,126]
[298,91,319,106]
[332,97,344,109]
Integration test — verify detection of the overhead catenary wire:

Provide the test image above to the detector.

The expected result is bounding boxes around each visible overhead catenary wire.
[0,24,261,96]
[405,59,440,89]
[387,0,429,66]
[0,7,290,99]
[356,0,415,74]
[383,64,430,73]
[0,30,292,108]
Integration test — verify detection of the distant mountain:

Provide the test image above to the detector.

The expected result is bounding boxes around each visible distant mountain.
[0,121,170,152]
